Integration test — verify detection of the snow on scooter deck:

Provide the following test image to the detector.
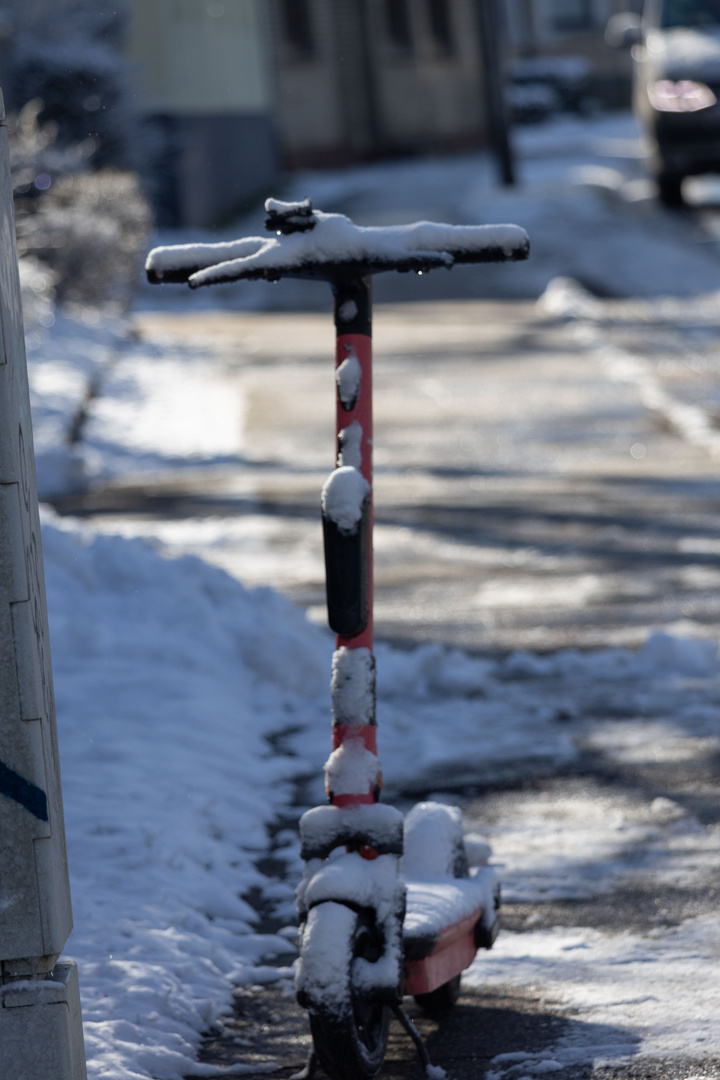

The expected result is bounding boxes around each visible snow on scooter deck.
[403,871,499,995]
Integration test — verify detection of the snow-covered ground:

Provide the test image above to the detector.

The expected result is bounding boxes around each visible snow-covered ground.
[20,111,720,1078]
[43,504,720,1079]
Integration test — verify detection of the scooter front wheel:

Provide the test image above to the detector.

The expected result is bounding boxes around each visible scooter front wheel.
[302,901,390,1080]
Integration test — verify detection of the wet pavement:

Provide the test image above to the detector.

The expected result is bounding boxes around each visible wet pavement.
[56,297,720,654]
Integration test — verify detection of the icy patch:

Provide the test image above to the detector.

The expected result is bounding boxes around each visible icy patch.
[471,915,720,1069]
[321,466,370,533]
[331,646,375,725]
[336,348,362,410]
[337,420,363,468]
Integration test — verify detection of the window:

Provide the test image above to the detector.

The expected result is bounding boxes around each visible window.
[280,0,315,58]
[386,0,413,51]
[428,0,454,53]
[551,0,594,32]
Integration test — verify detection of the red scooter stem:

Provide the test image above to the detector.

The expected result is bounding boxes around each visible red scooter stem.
[324,277,379,808]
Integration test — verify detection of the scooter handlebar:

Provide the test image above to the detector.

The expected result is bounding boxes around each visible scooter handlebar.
[146,204,529,288]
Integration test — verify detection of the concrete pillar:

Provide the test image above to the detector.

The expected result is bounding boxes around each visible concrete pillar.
[0,87,87,1079]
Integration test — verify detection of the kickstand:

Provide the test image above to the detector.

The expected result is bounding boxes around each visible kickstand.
[290,1047,318,1080]
[392,1004,432,1074]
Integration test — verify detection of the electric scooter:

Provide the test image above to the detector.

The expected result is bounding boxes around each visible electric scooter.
[147,199,529,1080]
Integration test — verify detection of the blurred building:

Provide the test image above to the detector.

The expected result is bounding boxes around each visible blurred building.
[270,0,489,168]
[505,0,634,107]
[126,0,493,227]
[125,0,277,228]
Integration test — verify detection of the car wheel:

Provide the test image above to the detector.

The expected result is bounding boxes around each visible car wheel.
[657,172,684,208]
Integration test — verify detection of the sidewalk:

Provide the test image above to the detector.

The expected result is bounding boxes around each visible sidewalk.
[65,295,720,656]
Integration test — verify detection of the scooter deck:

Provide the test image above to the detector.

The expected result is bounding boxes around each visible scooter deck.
[402,871,499,995]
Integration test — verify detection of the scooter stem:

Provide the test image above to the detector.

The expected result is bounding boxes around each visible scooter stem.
[323,276,380,807]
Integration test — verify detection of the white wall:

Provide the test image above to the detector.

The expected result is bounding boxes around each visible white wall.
[125,0,273,115]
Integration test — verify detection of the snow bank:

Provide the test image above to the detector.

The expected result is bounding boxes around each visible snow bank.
[25,308,129,497]
[43,511,327,1080]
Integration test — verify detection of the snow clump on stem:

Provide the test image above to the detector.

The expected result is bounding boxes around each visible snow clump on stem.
[331,646,375,725]
[321,466,370,534]
[336,348,362,410]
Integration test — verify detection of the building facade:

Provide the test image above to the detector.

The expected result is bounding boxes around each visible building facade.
[505,0,634,105]
[125,0,277,227]
[126,0,493,226]
[269,0,490,167]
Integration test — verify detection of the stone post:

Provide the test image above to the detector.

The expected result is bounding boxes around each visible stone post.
[0,88,87,1080]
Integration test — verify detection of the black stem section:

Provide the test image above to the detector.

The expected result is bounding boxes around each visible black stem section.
[333,276,372,337]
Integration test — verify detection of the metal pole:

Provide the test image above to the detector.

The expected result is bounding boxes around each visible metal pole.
[0,84,87,1079]
[476,0,516,186]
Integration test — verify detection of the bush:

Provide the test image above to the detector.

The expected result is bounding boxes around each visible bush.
[5,0,135,169]
[5,3,153,313]
[16,168,152,310]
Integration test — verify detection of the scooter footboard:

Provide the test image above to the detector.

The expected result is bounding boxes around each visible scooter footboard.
[402,870,500,996]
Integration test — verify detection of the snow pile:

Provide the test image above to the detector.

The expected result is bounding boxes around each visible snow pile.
[43,511,327,1080]
[26,308,128,497]
[403,872,498,941]
[294,901,356,1016]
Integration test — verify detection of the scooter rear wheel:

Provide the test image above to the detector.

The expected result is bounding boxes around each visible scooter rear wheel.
[304,902,390,1080]
[414,972,461,1013]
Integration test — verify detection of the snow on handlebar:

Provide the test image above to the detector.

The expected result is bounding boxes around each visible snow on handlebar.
[145,198,529,288]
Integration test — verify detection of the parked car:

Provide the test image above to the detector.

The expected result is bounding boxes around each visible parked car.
[607,0,720,206]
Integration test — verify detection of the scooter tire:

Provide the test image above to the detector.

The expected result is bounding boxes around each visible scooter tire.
[413,972,462,1013]
[302,902,390,1080]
